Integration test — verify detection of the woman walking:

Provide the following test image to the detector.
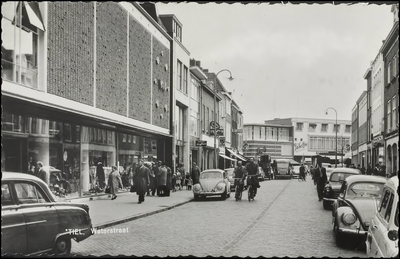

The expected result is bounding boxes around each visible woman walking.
[107,166,123,200]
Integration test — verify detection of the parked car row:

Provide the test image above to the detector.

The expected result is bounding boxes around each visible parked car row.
[321,168,398,258]
[2,172,93,256]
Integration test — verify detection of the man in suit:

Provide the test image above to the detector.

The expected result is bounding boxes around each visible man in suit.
[134,159,150,204]
[36,161,49,186]
[314,161,327,201]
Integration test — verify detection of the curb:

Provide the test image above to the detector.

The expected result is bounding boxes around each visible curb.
[93,198,193,229]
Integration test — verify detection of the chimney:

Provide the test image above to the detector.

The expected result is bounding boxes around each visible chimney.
[190,59,196,66]
[203,69,209,73]
[195,61,201,67]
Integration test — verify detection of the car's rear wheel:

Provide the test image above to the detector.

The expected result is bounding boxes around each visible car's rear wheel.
[194,194,199,201]
[323,200,331,210]
[54,236,71,255]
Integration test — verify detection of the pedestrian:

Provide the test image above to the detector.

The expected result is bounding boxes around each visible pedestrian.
[96,162,106,189]
[158,161,168,196]
[166,165,173,196]
[187,177,192,191]
[171,169,177,192]
[372,163,380,176]
[134,159,150,204]
[154,161,162,196]
[36,161,50,186]
[367,164,372,175]
[191,162,201,185]
[233,161,246,199]
[314,161,328,201]
[107,165,123,200]
[179,164,185,189]
[146,162,156,196]
[28,156,35,175]
[175,167,182,191]
[361,166,366,175]
[185,171,191,189]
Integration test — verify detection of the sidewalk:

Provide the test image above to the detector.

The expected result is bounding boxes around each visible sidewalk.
[64,189,194,229]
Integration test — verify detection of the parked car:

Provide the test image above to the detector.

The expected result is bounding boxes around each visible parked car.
[225,168,247,192]
[322,163,334,179]
[322,168,361,210]
[331,175,387,247]
[2,172,93,255]
[366,176,399,258]
[193,169,231,200]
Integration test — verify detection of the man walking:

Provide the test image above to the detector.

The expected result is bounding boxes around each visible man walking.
[314,161,327,201]
[134,159,150,204]
[36,161,50,186]
[191,162,201,185]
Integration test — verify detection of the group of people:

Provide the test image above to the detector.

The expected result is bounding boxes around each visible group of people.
[106,160,196,204]
[232,158,261,199]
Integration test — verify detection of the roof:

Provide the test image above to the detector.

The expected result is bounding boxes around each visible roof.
[331,168,361,174]
[345,175,388,186]
[201,169,225,173]
[2,171,43,181]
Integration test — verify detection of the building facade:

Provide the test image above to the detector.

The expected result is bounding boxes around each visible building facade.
[243,123,294,160]
[2,2,173,197]
[381,8,399,175]
[264,118,351,166]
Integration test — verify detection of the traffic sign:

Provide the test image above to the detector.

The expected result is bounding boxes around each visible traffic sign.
[209,121,220,130]
[196,140,207,146]
[210,128,224,136]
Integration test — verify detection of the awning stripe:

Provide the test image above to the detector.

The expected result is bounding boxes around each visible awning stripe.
[219,154,236,161]
[226,148,247,161]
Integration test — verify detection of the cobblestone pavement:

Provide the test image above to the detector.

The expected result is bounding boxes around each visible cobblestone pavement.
[71,178,367,257]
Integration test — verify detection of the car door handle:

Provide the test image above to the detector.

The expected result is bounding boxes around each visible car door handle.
[372,225,378,230]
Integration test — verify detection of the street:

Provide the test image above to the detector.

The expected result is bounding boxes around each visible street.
[71,177,367,257]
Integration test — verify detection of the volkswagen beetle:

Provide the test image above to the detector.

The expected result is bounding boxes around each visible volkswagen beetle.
[193,169,231,200]
[323,168,361,210]
[1,172,93,256]
[366,176,399,258]
[331,175,387,247]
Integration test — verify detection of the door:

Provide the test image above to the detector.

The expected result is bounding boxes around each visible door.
[14,181,59,254]
[1,182,27,254]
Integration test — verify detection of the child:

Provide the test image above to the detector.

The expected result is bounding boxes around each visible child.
[187,177,192,191]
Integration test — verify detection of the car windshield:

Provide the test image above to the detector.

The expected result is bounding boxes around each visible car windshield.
[346,182,385,199]
[330,172,356,182]
[277,162,289,170]
[201,172,222,179]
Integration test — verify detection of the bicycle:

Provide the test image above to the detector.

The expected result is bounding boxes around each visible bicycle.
[233,178,244,201]
[247,175,257,201]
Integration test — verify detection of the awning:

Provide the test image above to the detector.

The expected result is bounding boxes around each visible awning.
[13,2,46,32]
[219,154,236,161]
[226,148,247,161]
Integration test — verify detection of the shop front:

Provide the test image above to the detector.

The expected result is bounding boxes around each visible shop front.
[2,97,172,199]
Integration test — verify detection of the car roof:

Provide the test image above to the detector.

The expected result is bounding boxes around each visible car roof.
[386,176,399,190]
[331,167,361,174]
[2,171,43,181]
[202,169,225,173]
[345,175,388,185]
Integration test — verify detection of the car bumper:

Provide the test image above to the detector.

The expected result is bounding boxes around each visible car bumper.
[323,197,336,203]
[195,190,224,196]
[337,226,368,237]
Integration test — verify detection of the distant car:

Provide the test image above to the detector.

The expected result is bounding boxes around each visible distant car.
[292,165,300,179]
[193,169,231,200]
[274,159,298,179]
[323,168,361,210]
[366,176,399,258]
[258,167,265,182]
[225,168,247,191]
[1,172,93,255]
[331,175,387,247]
[322,163,334,179]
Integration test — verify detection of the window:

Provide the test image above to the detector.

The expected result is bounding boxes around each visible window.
[190,78,199,101]
[308,123,316,132]
[296,123,303,131]
[321,124,328,132]
[388,99,392,131]
[202,105,205,132]
[387,61,391,83]
[177,60,182,91]
[1,2,44,89]
[345,125,351,133]
[1,184,13,206]
[334,124,340,133]
[183,66,188,94]
[14,182,47,204]
[393,96,397,129]
[207,107,209,133]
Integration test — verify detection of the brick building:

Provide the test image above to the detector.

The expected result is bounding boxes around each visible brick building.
[2,2,173,197]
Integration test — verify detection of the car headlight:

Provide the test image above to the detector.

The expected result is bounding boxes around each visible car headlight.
[342,212,357,226]
[194,184,201,191]
[216,183,225,191]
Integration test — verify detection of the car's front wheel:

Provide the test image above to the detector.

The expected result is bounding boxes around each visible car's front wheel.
[54,236,71,255]
[333,221,345,247]
[221,190,227,199]
[194,194,200,201]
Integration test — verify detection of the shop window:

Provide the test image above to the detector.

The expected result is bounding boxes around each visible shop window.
[1,2,45,89]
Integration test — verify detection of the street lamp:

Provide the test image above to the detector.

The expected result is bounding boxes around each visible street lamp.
[213,69,234,168]
[325,107,338,168]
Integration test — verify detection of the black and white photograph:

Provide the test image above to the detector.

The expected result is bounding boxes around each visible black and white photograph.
[1,1,398,258]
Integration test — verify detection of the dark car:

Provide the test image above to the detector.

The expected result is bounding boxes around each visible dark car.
[331,175,387,247]
[2,172,93,255]
[323,168,361,210]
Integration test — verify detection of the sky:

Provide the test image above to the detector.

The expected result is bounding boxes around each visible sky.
[156,1,395,123]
